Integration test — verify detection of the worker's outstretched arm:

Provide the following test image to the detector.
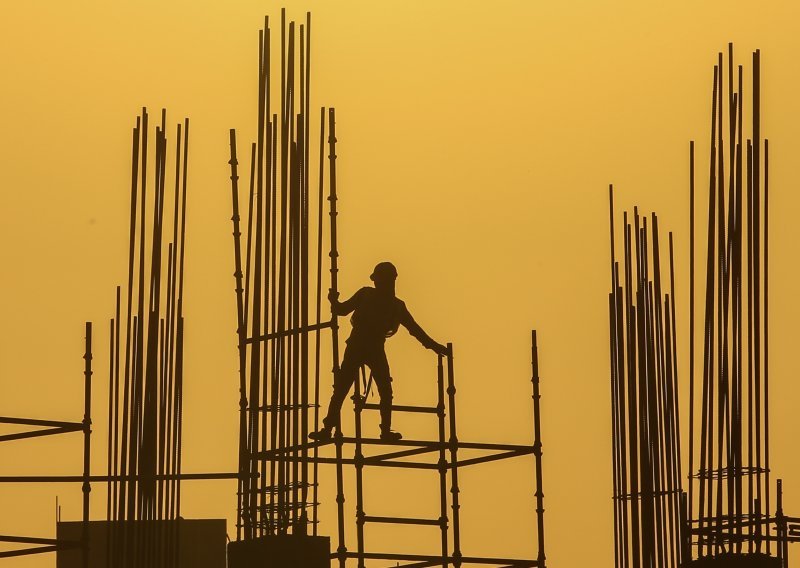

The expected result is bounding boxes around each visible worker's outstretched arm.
[329,287,365,316]
[399,304,448,356]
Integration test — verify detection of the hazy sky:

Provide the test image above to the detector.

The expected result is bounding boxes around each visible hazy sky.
[2,1,800,566]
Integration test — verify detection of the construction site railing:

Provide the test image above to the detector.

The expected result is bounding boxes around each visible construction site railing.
[250,332,547,568]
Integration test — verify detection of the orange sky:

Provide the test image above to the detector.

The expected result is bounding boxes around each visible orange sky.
[3,1,800,566]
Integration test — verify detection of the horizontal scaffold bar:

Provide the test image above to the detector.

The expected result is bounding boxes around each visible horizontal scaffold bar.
[250,452,535,470]
[0,535,64,545]
[246,480,317,494]
[254,438,536,468]
[257,455,441,470]
[393,561,442,568]
[0,416,83,428]
[366,446,441,462]
[691,533,800,545]
[0,471,249,483]
[613,488,685,500]
[690,466,769,479]
[0,425,84,443]
[0,542,80,558]
[249,403,321,412]
[244,320,333,343]
[358,403,440,414]
[335,551,539,566]
[689,514,778,528]
[258,437,535,454]
[255,439,330,458]
[362,515,442,526]
[454,448,535,468]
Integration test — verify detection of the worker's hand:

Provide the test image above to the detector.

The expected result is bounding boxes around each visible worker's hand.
[431,342,449,357]
[328,289,339,303]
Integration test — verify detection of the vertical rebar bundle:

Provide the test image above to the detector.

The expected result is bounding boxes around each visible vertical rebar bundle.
[227,11,336,540]
[608,187,683,568]
[687,44,773,561]
[107,107,190,567]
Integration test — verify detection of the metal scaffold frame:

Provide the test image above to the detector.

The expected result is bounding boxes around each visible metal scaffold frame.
[0,322,93,564]
[317,335,546,568]
[255,333,548,568]
[226,10,549,565]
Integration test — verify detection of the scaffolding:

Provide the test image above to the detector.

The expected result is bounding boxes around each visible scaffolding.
[226,10,548,566]
[0,322,93,563]
[275,333,547,568]
[252,333,547,567]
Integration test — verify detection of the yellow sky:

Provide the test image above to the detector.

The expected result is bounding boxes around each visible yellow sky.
[3,1,800,566]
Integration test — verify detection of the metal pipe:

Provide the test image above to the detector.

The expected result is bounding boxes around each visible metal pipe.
[312,106,326,535]
[328,107,347,568]
[82,322,93,568]
[354,365,366,568]
[446,345,462,568]
[764,136,771,550]
[532,331,547,568]
[228,128,249,540]
[437,354,449,567]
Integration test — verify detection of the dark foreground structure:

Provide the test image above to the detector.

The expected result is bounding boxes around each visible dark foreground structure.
[56,520,226,568]
[228,534,330,568]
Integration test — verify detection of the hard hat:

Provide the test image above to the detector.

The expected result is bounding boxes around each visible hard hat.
[370,261,398,282]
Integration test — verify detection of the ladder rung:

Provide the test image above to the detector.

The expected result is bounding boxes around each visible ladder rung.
[362,515,442,526]
[359,403,439,414]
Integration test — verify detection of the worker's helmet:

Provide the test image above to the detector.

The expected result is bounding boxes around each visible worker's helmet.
[370,261,398,282]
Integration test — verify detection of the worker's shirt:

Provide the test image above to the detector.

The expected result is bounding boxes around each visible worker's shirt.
[334,287,436,350]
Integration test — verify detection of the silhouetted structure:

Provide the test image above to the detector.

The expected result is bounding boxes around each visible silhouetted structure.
[226,11,332,564]
[99,108,193,567]
[313,333,547,568]
[608,44,800,568]
[227,533,330,568]
[0,323,93,563]
[2,9,549,566]
[56,519,225,568]
[227,10,548,567]
[683,45,800,568]
[2,109,230,567]
[608,190,684,568]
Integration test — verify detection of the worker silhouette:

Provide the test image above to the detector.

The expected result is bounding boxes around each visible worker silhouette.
[310,262,448,442]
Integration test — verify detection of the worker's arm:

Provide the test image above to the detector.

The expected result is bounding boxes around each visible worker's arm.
[329,287,366,316]
[399,303,448,356]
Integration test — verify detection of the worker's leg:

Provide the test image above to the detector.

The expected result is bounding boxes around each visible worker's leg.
[321,344,362,431]
[366,348,393,433]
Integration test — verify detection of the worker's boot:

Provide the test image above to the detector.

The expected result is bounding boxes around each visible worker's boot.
[379,395,400,441]
[308,425,333,442]
[380,426,402,442]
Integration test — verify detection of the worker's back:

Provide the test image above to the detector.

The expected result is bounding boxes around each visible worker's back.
[348,287,405,344]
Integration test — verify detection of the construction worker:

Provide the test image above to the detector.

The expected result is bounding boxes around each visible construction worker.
[309,261,448,442]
